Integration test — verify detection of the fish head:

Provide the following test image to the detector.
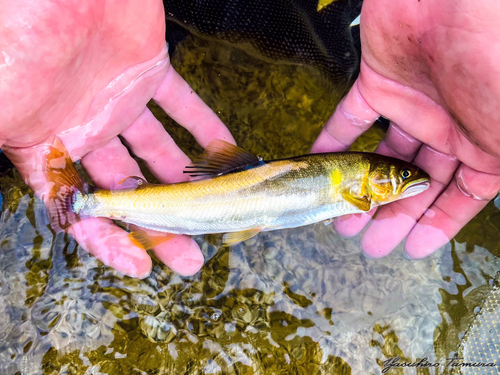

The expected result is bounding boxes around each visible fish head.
[367,157,430,204]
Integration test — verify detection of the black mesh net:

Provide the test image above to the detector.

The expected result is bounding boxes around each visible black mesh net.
[164,0,363,93]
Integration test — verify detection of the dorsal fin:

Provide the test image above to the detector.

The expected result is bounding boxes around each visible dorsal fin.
[184,140,263,177]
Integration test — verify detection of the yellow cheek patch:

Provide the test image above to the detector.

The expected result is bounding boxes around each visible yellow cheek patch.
[330,169,343,186]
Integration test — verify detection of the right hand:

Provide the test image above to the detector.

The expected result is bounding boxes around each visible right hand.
[312,0,500,259]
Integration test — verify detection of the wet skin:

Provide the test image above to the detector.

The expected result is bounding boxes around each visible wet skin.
[312,0,500,258]
[2,0,500,277]
[0,0,235,277]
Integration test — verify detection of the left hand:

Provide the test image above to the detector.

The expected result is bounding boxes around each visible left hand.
[1,0,235,277]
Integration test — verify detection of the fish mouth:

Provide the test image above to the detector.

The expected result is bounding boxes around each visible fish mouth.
[402,179,430,198]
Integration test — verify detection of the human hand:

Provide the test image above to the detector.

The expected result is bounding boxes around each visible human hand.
[312,0,500,258]
[1,0,235,277]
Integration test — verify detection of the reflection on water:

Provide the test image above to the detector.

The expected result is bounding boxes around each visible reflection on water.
[1,34,499,375]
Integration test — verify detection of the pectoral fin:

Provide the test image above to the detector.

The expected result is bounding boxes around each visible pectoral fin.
[128,225,176,249]
[118,176,148,188]
[222,228,261,246]
[341,190,371,212]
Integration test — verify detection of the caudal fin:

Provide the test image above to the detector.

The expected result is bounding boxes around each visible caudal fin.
[45,138,86,233]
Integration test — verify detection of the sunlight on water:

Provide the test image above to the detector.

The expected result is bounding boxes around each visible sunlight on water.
[0,34,499,375]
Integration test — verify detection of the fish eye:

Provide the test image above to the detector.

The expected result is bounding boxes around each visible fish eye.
[401,169,411,180]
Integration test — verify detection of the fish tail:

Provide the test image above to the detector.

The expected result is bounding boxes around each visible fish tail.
[45,138,87,233]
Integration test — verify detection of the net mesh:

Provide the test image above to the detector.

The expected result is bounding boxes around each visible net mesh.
[164,0,363,91]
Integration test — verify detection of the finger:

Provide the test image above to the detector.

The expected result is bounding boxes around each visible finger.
[361,145,460,258]
[404,165,500,259]
[81,137,144,189]
[310,79,379,153]
[74,138,150,277]
[153,66,235,148]
[333,123,423,237]
[152,235,204,277]
[81,137,204,276]
[374,123,423,160]
[334,209,377,238]
[68,218,152,278]
[120,108,191,183]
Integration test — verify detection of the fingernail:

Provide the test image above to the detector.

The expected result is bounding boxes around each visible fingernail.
[342,110,374,128]
[455,168,489,201]
[422,145,458,162]
[389,123,420,145]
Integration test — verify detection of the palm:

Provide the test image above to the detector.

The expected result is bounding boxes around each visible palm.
[312,0,500,258]
[1,0,234,277]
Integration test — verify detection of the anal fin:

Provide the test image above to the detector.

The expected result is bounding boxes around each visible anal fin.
[222,228,261,246]
[128,225,176,249]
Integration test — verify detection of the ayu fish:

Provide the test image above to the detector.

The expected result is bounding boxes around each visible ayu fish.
[46,139,430,249]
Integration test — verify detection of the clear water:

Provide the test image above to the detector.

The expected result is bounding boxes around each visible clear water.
[0,34,499,375]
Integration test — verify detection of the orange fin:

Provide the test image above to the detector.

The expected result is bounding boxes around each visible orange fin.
[341,190,371,211]
[118,176,148,188]
[184,140,263,178]
[222,228,261,246]
[45,137,87,232]
[128,226,175,250]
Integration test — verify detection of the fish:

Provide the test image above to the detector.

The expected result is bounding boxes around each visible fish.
[45,138,430,249]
